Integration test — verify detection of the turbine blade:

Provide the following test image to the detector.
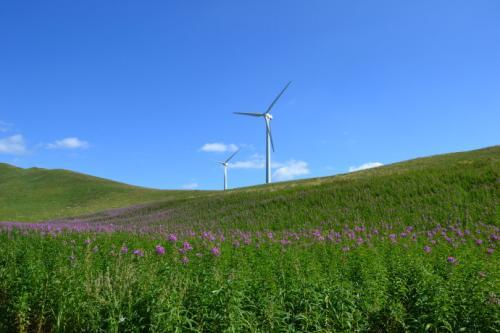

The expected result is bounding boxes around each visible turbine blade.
[266,120,275,152]
[225,149,240,163]
[234,112,263,117]
[265,81,292,114]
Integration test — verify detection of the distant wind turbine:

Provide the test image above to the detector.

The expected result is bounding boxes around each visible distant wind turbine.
[216,149,240,191]
[234,81,291,184]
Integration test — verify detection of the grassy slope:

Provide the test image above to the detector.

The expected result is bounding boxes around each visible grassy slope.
[1,146,499,225]
[44,145,500,230]
[0,164,205,221]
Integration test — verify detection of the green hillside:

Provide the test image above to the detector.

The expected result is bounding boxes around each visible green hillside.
[80,145,497,230]
[0,164,205,222]
[2,145,497,227]
[0,146,499,332]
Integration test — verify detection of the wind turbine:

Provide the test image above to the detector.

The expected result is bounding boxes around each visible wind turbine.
[234,81,291,184]
[216,149,240,191]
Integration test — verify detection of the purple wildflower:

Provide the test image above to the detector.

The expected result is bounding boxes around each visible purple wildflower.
[210,247,221,257]
[120,246,128,254]
[181,256,189,264]
[133,249,144,257]
[486,248,494,255]
[202,231,216,241]
[475,239,483,246]
[354,226,365,232]
[183,241,193,251]
[389,234,397,243]
[423,245,432,253]
[167,234,177,242]
[155,245,165,255]
[447,256,457,264]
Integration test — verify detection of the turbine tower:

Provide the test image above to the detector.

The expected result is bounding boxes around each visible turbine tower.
[216,149,240,191]
[234,81,291,184]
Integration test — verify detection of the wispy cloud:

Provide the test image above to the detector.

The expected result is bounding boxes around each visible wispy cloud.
[199,142,238,153]
[181,182,199,190]
[0,134,27,155]
[229,154,310,181]
[273,160,310,181]
[0,121,12,133]
[229,154,266,169]
[348,162,383,172]
[46,137,89,149]
[228,154,282,169]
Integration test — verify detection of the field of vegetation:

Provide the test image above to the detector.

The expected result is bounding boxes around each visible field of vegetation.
[0,163,204,222]
[0,146,498,332]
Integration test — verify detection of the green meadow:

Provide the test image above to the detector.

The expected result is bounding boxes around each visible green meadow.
[0,146,498,332]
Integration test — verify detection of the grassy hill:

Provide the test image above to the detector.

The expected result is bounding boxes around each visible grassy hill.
[0,146,499,332]
[3,145,497,227]
[85,145,498,230]
[0,164,205,221]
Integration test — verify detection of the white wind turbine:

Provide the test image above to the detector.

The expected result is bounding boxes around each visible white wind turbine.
[216,149,240,191]
[234,81,291,184]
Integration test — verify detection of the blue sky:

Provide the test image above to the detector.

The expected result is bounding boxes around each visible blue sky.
[1,1,499,190]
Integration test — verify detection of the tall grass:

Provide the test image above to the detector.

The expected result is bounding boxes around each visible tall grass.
[0,221,498,332]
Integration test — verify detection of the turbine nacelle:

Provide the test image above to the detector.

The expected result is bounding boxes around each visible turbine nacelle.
[215,149,240,190]
[234,81,292,184]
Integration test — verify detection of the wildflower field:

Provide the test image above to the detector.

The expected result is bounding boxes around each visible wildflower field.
[0,146,498,332]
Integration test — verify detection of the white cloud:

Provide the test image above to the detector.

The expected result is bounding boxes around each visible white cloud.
[200,142,238,153]
[348,162,383,172]
[273,160,310,181]
[46,137,89,149]
[228,153,279,169]
[229,154,265,169]
[228,154,305,174]
[0,134,27,154]
[228,154,310,181]
[181,182,199,190]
